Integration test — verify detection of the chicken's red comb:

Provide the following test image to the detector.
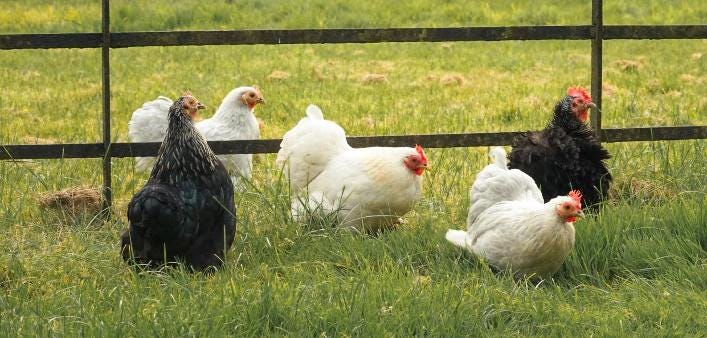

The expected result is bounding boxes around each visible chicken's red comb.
[568,190,583,205]
[567,87,592,102]
[415,144,427,161]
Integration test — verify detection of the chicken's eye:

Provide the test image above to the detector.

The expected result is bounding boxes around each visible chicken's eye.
[249,93,256,97]
[564,205,570,210]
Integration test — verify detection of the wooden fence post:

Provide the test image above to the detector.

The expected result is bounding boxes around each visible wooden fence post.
[591,0,603,140]
[101,0,112,211]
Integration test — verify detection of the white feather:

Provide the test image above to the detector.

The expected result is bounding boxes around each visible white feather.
[305,104,323,119]
[127,96,172,171]
[127,87,261,186]
[447,147,576,279]
[467,147,543,225]
[276,104,352,194]
[445,229,467,249]
[278,105,425,231]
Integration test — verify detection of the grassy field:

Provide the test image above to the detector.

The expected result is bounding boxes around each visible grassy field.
[1,0,706,336]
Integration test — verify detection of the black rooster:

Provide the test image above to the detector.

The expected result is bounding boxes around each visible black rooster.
[121,92,236,271]
[508,87,611,209]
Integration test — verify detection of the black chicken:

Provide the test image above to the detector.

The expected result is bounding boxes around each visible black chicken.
[121,92,236,271]
[508,87,611,209]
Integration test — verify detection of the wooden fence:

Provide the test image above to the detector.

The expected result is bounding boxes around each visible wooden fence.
[0,0,705,210]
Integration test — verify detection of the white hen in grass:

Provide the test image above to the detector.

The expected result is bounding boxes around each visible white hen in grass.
[446,147,584,279]
[276,104,429,233]
[128,86,264,187]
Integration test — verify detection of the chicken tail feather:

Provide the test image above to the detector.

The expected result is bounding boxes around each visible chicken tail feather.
[489,147,508,169]
[306,104,324,119]
[445,229,468,249]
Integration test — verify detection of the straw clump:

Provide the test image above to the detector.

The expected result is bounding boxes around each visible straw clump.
[39,186,102,216]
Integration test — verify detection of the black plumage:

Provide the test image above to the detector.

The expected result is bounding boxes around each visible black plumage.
[508,87,611,208]
[121,93,235,271]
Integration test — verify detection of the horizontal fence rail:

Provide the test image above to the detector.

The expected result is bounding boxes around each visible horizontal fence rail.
[2,126,705,160]
[1,25,705,50]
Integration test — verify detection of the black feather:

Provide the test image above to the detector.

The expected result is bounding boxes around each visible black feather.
[508,95,612,208]
[121,95,235,272]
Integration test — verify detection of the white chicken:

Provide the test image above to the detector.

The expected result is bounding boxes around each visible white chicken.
[276,104,429,232]
[446,147,583,279]
[128,86,265,186]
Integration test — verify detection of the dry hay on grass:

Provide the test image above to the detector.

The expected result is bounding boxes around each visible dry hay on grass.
[267,70,290,80]
[679,74,704,86]
[602,83,618,98]
[360,73,388,84]
[416,73,467,86]
[609,177,678,201]
[21,136,57,144]
[362,116,376,128]
[439,74,467,86]
[38,186,102,216]
[312,67,327,81]
[613,59,643,73]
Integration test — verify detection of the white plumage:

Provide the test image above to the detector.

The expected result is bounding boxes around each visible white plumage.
[446,147,583,279]
[276,105,429,232]
[128,86,264,186]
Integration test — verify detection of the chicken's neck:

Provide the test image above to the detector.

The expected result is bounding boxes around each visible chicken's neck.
[150,116,220,183]
[547,97,591,134]
[212,103,258,131]
[511,202,571,227]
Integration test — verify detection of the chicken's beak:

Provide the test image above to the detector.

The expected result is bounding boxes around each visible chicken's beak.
[197,102,206,110]
[574,210,585,218]
[420,163,431,171]
[258,97,266,105]
[587,102,600,113]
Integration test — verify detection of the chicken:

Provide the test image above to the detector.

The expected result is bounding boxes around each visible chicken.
[276,104,429,232]
[121,92,236,272]
[128,86,265,187]
[508,86,611,209]
[446,147,583,279]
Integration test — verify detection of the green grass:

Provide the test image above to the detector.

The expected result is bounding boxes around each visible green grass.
[1,1,706,336]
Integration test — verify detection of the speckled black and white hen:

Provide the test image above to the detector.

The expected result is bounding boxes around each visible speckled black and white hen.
[121,92,236,271]
[508,87,611,209]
